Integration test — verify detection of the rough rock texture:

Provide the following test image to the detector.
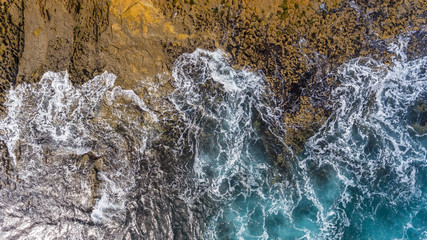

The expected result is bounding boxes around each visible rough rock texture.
[0,0,426,238]
[0,0,24,113]
[16,0,109,84]
[1,0,426,153]
[154,0,427,153]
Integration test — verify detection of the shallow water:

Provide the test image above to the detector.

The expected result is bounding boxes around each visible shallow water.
[297,39,427,240]
[172,44,427,239]
[0,39,426,239]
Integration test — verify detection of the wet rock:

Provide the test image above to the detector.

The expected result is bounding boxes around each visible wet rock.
[2,0,426,153]
[0,0,426,238]
[0,140,13,189]
[407,95,427,135]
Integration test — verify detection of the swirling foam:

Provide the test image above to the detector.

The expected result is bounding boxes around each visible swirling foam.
[171,43,427,239]
[0,71,158,239]
[1,41,425,239]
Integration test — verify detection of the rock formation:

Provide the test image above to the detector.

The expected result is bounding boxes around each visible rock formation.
[0,0,426,238]
[1,0,426,152]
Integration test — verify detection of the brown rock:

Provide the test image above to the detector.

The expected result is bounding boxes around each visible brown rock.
[1,0,426,155]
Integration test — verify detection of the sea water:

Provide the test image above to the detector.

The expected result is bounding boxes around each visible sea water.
[0,38,426,239]
[172,41,427,239]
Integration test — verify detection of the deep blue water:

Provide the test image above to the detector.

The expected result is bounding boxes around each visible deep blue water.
[172,40,427,239]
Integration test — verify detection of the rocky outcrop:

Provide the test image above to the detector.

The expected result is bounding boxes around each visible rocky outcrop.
[155,0,426,152]
[0,0,425,238]
[1,0,426,153]
[0,0,24,113]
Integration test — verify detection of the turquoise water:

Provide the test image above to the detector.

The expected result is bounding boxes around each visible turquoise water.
[0,39,425,239]
[172,40,427,239]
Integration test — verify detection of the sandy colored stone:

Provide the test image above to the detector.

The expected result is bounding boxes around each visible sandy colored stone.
[17,0,75,84]
[1,0,426,154]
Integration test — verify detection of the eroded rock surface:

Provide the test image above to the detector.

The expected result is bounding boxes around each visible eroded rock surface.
[0,1,426,238]
[1,0,426,152]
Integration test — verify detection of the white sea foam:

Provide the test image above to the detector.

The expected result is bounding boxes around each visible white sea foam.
[1,40,425,239]
[0,71,158,239]
[0,71,114,164]
[171,49,293,239]
[301,37,427,239]
[170,41,427,239]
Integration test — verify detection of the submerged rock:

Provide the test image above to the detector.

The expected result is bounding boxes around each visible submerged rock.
[0,0,426,238]
[407,94,427,135]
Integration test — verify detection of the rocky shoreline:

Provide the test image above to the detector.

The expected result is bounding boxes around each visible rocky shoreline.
[1,0,426,153]
[0,1,426,238]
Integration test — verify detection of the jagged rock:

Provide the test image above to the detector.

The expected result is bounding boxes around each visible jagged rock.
[1,0,426,152]
[0,2,425,238]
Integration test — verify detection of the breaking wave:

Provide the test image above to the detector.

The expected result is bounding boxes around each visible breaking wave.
[0,39,426,239]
